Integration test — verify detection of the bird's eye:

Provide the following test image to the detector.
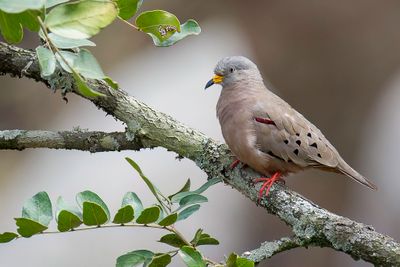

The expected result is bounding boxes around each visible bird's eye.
[229,68,235,73]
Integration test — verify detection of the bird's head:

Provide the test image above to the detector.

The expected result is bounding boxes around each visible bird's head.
[205,56,260,89]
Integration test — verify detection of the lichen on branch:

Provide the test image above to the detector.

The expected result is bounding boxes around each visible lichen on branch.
[0,42,399,266]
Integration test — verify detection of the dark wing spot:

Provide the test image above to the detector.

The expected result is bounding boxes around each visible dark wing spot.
[296,133,300,136]
[296,140,301,146]
[307,132,312,138]
[293,149,299,155]
[317,153,322,158]
[284,140,289,144]
[310,142,318,148]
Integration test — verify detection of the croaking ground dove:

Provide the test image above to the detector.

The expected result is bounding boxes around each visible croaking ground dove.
[205,56,377,199]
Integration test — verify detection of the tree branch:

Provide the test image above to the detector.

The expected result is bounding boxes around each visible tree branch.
[242,236,301,262]
[1,42,399,266]
[0,129,150,152]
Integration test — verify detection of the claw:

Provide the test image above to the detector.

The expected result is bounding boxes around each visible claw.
[253,172,282,203]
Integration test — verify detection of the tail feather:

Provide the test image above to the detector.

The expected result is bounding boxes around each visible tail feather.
[338,163,377,190]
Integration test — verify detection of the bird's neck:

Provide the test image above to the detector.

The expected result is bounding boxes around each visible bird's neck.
[222,78,266,98]
[217,78,266,120]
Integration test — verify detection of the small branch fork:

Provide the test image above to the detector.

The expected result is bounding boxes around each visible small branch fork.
[1,42,400,266]
[242,236,301,262]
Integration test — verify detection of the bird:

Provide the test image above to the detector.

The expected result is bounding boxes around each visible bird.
[205,56,377,200]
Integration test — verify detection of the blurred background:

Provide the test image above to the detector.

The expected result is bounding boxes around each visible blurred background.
[1,0,400,266]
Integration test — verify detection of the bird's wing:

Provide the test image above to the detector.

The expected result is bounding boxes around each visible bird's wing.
[251,94,340,168]
[250,92,377,189]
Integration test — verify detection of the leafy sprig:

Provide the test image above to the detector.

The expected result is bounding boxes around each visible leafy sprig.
[0,157,253,267]
[0,0,201,98]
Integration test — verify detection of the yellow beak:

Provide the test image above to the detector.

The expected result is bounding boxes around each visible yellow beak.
[205,74,223,89]
[212,74,223,84]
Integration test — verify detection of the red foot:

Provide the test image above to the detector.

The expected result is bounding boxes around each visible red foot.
[230,159,248,170]
[230,159,241,169]
[253,172,282,202]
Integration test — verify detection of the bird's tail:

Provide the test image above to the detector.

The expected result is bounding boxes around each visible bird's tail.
[337,161,377,190]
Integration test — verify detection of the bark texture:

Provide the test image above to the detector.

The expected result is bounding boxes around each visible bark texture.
[0,130,149,152]
[1,42,399,266]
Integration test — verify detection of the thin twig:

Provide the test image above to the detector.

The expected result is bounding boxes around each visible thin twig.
[242,236,301,263]
[118,16,139,30]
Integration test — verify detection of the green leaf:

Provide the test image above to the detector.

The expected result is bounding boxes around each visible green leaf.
[168,178,191,200]
[0,232,18,243]
[171,178,221,203]
[190,230,219,246]
[113,205,134,224]
[0,10,40,43]
[76,190,110,226]
[46,0,69,8]
[81,202,109,226]
[159,233,186,248]
[56,49,105,80]
[14,218,47,237]
[135,206,160,224]
[47,32,96,48]
[135,10,180,42]
[0,0,44,13]
[36,46,56,77]
[190,229,203,246]
[21,191,53,226]
[196,236,219,246]
[122,192,143,218]
[226,253,237,267]
[0,11,23,43]
[157,213,177,226]
[156,204,165,223]
[191,178,221,194]
[73,49,105,79]
[18,10,41,32]
[177,205,200,222]
[56,197,82,232]
[150,19,201,47]
[115,0,142,20]
[72,72,106,98]
[178,246,206,267]
[45,0,118,39]
[125,157,166,211]
[235,258,254,267]
[104,76,119,89]
[148,253,171,267]
[177,194,207,211]
[57,210,83,232]
[55,50,76,73]
[116,250,154,267]
[226,253,254,267]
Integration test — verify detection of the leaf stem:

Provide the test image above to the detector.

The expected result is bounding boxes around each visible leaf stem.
[118,16,139,30]
[37,17,85,83]
[157,190,173,211]
[169,226,192,246]
[38,223,168,236]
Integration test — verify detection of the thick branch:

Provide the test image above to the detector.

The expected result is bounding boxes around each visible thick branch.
[0,130,149,152]
[1,42,399,266]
